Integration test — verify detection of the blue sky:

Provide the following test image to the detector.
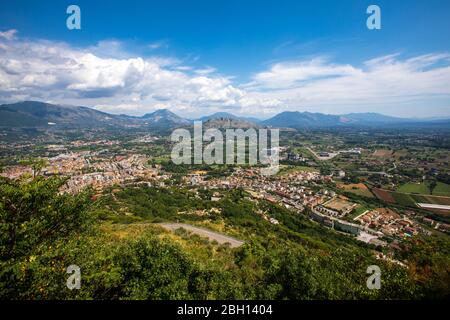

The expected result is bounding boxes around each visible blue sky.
[0,0,450,118]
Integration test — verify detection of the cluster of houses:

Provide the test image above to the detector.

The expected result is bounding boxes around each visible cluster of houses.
[356,208,427,238]
[1,151,162,194]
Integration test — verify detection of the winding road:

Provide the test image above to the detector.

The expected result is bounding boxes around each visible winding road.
[158,223,245,248]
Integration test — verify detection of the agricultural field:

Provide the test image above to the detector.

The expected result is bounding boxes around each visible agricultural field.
[392,149,411,160]
[323,197,357,213]
[277,164,318,176]
[398,182,431,195]
[411,195,450,206]
[397,182,450,197]
[391,192,418,207]
[432,183,450,197]
[372,188,396,203]
[373,188,450,207]
[337,183,375,198]
[372,149,393,158]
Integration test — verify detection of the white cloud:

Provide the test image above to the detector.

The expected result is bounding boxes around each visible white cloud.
[245,54,450,116]
[0,32,252,116]
[0,29,449,118]
[246,58,361,90]
[0,29,17,41]
[147,40,169,50]
[174,66,192,71]
[194,67,216,75]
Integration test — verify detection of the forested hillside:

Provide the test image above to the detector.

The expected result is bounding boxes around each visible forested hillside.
[1,176,449,299]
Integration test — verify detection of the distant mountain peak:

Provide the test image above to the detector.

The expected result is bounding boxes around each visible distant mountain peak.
[143,109,175,116]
[199,112,262,124]
[0,101,447,129]
[0,100,121,128]
[141,108,190,125]
[262,110,414,128]
[203,117,260,129]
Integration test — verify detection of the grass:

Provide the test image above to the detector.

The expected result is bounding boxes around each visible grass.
[397,182,430,194]
[277,165,318,176]
[413,194,450,205]
[372,149,393,158]
[348,205,370,220]
[338,183,375,198]
[391,192,417,206]
[292,147,316,159]
[378,189,450,207]
[150,156,171,164]
[434,182,450,197]
[397,182,450,197]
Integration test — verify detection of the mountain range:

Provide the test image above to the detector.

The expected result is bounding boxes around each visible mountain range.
[198,112,262,124]
[0,101,448,129]
[260,111,417,127]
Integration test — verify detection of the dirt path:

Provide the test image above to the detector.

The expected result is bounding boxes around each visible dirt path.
[158,223,245,248]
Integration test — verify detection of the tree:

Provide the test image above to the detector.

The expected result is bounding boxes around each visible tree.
[0,176,93,261]
[19,158,48,178]
[428,180,437,195]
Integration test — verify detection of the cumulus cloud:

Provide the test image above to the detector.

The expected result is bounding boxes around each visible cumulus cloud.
[246,54,450,116]
[0,29,449,118]
[0,31,254,116]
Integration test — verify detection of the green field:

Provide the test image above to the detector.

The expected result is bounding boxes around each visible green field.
[397,183,430,194]
[434,182,450,197]
[348,205,370,220]
[397,182,450,197]
[338,183,375,198]
[292,146,316,159]
[277,165,318,176]
[389,191,450,207]
[391,192,417,207]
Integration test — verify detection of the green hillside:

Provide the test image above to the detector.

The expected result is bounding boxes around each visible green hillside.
[1,176,449,300]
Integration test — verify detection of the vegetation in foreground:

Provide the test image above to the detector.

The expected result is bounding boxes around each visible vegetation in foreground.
[1,176,449,300]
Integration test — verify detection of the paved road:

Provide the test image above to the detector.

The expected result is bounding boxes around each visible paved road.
[306,147,339,161]
[158,223,245,248]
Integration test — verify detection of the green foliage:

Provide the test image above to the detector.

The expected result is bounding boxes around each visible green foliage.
[116,186,212,221]
[0,176,94,298]
[0,177,448,300]
[396,236,450,299]
[0,176,93,260]
[18,158,48,178]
